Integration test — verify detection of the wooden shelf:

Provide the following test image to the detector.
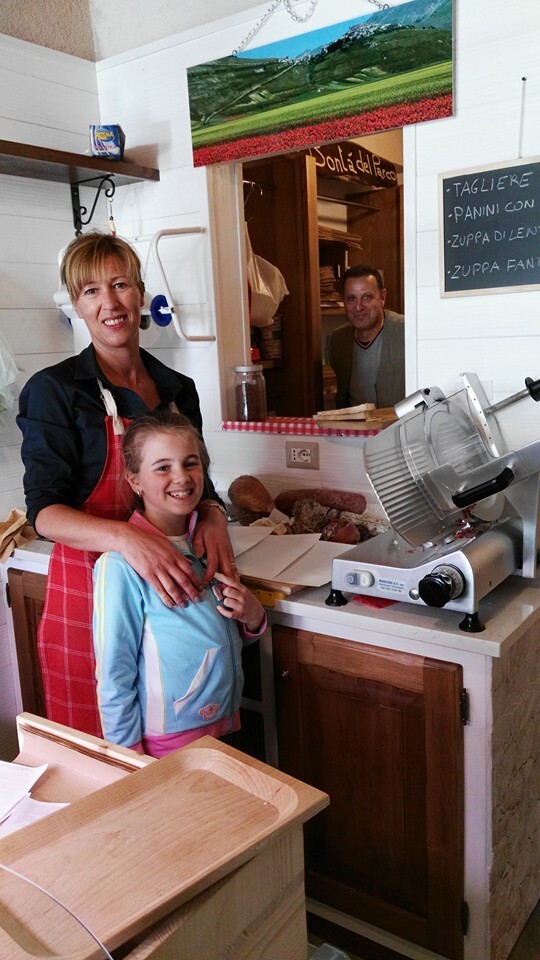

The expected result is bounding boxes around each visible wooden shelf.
[260,358,284,369]
[318,227,362,248]
[0,139,160,187]
[321,303,344,314]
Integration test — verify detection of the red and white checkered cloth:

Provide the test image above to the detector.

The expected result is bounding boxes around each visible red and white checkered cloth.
[221,417,379,437]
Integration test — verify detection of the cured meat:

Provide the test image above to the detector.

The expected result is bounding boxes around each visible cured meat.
[228,475,274,525]
[275,488,367,516]
[321,518,361,544]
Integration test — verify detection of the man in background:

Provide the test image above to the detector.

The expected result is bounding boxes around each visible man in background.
[328,264,404,410]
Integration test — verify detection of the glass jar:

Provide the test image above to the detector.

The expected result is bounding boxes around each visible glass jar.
[234,364,267,422]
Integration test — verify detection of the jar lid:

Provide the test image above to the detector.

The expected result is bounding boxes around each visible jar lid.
[234,364,263,372]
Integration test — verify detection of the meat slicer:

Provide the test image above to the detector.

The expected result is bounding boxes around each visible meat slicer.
[327,373,540,631]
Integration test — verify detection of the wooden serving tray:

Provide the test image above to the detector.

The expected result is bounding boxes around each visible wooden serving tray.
[0,726,328,959]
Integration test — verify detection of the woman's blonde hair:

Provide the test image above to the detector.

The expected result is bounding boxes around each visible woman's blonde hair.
[60,230,145,302]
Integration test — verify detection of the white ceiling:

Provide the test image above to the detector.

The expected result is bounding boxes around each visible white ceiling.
[0,0,258,61]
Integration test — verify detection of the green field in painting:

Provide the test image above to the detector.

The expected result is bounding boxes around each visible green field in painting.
[190,62,452,148]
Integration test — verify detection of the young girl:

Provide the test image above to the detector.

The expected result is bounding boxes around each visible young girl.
[93,410,266,757]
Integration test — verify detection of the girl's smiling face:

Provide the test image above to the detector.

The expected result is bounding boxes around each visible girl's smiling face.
[127,430,205,536]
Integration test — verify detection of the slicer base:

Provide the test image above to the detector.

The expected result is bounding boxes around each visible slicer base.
[325,588,348,607]
[459,611,485,633]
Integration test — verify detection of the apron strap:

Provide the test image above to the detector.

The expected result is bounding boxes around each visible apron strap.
[97,379,125,436]
[98,380,179,431]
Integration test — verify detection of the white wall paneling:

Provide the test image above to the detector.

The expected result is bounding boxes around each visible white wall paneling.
[412,0,540,441]
[0,34,97,152]
[207,430,381,515]
[0,35,100,527]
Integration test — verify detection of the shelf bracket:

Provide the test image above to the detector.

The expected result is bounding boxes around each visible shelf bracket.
[70,175,116,236]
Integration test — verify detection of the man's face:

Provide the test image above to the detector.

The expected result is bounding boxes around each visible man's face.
[343,274,386,344]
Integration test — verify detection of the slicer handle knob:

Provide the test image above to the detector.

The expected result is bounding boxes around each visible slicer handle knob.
[525,376,540,401]
[418,565,465,608]
[452,466,514,509]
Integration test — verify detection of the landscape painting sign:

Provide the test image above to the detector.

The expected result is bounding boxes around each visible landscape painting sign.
[187,0,453,167]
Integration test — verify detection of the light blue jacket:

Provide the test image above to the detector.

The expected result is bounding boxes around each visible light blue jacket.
[93,513,260,748]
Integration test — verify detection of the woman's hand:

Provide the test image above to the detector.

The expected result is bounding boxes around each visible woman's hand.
[117,523,204,607]
[211,572,265,633]
[34,502,214,607]
[192,501,238,585]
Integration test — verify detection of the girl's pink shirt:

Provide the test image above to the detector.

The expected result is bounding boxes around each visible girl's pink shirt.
[129,713,241,758]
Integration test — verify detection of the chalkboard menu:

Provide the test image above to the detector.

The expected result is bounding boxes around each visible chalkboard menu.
[439,157,540,296]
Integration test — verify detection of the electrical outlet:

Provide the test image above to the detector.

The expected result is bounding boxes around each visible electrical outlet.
[285,441,319,470]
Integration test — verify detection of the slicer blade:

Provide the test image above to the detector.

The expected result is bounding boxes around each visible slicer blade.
[460,372,503,457]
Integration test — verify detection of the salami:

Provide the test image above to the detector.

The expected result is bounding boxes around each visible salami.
[275,488,367,517]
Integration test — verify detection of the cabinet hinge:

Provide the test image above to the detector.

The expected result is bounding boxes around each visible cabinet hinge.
[461,900,470,935]
[5,581,11,608]
[460,688,469,725]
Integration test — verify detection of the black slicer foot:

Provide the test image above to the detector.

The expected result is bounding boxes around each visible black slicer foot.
[459,611,485,633]
[325,588,348,607]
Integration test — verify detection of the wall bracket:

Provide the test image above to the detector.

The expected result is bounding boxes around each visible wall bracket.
[70,175,116,236]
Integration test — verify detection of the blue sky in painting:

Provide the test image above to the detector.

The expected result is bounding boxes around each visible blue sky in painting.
[236,15,372,60]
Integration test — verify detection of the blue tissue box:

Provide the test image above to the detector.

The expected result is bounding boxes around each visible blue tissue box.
[89,125,125,160]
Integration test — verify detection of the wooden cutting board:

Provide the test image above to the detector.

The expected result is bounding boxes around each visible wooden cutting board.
[242,574,303,595]
[0,736,328,958]
[313,407,397,430]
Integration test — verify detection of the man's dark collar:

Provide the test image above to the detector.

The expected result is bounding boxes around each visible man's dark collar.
[354,321,384,350]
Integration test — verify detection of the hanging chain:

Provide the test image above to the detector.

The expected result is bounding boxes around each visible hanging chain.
[283,0,318,22]
[233,0,391,56]
[233,0,317,56]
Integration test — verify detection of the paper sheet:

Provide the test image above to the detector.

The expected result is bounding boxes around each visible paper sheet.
[277,540,355,587]
[0,761,48,822]
[228,525,273,557]
[229,522,357,587]
[0,795,69,838]
[234,533,322,580]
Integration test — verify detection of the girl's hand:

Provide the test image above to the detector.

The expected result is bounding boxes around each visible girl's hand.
[211,572,265,633]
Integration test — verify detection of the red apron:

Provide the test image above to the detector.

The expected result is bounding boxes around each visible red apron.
[37,384,132,736]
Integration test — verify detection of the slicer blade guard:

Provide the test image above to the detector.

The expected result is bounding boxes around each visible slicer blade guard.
[362,374,540,575]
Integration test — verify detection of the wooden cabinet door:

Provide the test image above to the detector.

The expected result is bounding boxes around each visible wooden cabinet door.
[243,154,322,416]
[347,185,404,314]
[273,625,464,960]
[226,641,266,762]
[7,569,47,717]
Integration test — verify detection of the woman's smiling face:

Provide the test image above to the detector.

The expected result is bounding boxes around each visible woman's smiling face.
[73,255,144,354]
[127,430,205,536]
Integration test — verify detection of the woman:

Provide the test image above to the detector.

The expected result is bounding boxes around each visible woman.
[17,230,235,737]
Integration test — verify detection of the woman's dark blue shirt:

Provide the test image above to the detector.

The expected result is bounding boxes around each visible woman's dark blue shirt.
[17,345,215,528]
